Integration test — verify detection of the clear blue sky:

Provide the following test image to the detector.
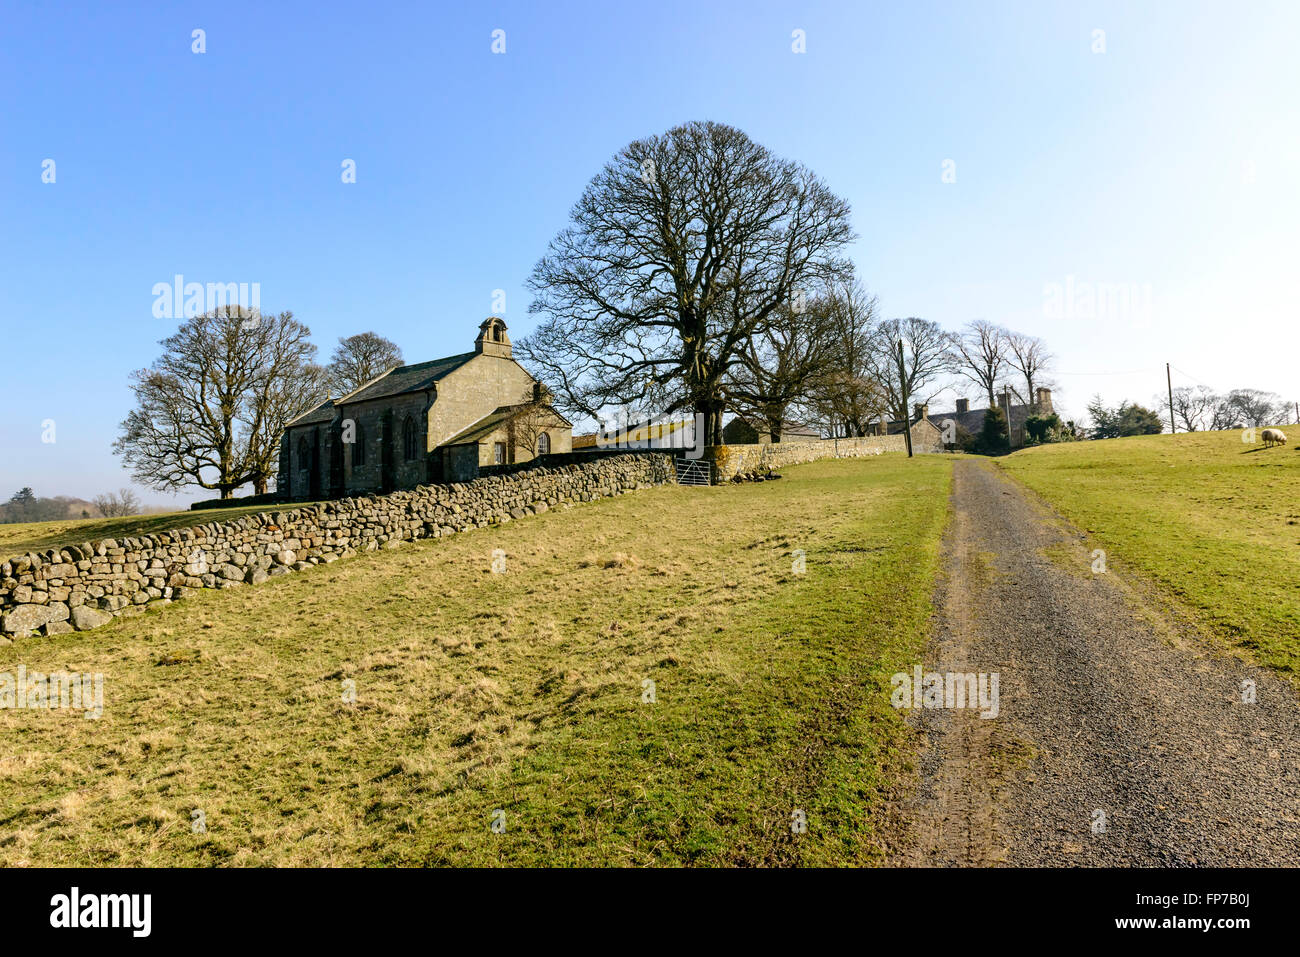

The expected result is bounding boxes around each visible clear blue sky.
[2,0,1296,504]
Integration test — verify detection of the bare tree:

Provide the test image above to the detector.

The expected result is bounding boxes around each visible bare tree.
[518,120,855,446]
[243,319,331,494]
[952,320,1010,408]
[1165,385,1218,432]
[726,287,845,442]
[1006,331,1053,407]
[327,332,403,396]
[1209,395,1241,431]
[92,488,141,517]
[114,307,326,499]
[1223,388,1284,428]
[865,317,954,430]
[501,386,563,461]
[801,279,887,437]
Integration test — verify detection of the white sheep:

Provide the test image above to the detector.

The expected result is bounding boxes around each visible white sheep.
[1261,428,1287,448]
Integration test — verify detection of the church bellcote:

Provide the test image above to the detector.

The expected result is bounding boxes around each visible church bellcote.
[475,317,512,358]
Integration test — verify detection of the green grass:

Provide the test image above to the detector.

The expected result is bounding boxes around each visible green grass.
[999,428,1300,678]
[0,455,952,866]
[0,504,298,560]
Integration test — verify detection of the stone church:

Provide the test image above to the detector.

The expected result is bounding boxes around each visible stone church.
[278,318,572,499]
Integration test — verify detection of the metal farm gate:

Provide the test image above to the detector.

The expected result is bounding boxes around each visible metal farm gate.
[674,457,713,486]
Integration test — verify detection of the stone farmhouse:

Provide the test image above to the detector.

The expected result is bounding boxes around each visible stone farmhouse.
[927,388,1054,449]
[881,405,946,449]
[278,318,572,498]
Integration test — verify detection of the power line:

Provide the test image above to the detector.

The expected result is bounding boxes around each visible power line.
[1168,364,1219,390]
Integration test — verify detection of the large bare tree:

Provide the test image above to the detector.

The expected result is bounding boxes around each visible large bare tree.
[952,320,1010,407]
[1006,331,1053,407]
[327,332,403,396]
[801,279,887,437]
[1223,388,1284,428]
[115,307,326,498]
[92,488,141,517]
[866,317,954,431]
[726,287,844,442]
[1165,384,1217,432]
[518,121,855,445]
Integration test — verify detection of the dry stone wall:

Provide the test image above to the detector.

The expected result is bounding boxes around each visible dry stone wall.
[709,434,926,480]
[0,453,675,640]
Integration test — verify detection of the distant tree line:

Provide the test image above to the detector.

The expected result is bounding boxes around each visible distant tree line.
[0,488,84,524]
[0,487,148,525]
[1161,386,1292,432]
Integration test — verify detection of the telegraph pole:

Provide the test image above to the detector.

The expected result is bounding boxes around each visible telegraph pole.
[897,339,913,457]
[1166,363,1176,434]
[1003,385,1013,451]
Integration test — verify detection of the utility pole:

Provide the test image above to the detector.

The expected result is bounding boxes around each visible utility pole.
[1166,363,1176,434]
[1003,385,1013,452]
[897,339,913,457]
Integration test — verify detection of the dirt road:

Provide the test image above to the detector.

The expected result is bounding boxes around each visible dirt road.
[895,459,1300,866]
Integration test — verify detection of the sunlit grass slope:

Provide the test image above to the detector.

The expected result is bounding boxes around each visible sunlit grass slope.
[0,455,952,866]
[1000,428,1300,678]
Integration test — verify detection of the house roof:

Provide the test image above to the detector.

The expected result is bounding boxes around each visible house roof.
[723,415,822,440]
[923,409,986,434]
[780,422,822,438]
[338,352,476,406]
[886,417,943,436]
[900,401,1041,441]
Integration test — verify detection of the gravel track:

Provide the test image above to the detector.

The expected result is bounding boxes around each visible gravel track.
[896,459,1300,866]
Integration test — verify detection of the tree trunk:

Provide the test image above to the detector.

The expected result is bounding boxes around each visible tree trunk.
[766,411,784,443]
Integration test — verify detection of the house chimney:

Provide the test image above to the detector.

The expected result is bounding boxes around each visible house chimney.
[1035,387,1052,412]
[997,392,1009,411]
[913,403,928,420]
[956,398,969,414]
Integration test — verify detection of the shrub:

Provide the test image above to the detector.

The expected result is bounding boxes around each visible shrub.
[975,407,1010,455]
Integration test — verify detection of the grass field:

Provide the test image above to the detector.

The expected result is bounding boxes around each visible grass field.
[0,455,952,867]
[0,504,296,559]
[999,428,1300,679]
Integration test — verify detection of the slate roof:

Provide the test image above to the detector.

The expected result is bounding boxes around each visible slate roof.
[338,352,476,405]
[285,398,337,429]
[924,408,987,434]
[442,407,518,446]
[894,402,1037,444]
[442,404,572,447]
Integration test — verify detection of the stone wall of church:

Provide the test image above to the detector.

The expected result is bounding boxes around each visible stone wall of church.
[0,453,676,640]
[428,356,535,449]
[340,392,433,494]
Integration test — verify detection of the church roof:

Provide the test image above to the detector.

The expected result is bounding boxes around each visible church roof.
[284,398,337,429]
[440,407,518,446]
[338,352,476,405]
[440,403,572,447]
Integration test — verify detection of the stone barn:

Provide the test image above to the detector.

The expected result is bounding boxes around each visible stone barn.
[721,415,822,444]
[278,318,572,498]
